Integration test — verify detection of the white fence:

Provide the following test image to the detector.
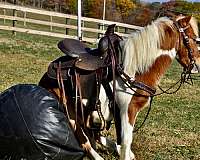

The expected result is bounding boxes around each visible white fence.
[0,3,143,43]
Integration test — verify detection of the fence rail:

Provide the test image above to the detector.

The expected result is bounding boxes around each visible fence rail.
[0,3,143,43]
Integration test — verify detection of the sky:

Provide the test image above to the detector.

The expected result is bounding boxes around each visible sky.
[141,0,200,2]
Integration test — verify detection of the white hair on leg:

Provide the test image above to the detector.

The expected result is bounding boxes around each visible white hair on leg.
[120,110,135,160]
[113,78,135,160]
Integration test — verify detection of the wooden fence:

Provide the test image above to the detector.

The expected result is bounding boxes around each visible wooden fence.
[0,3,143,43]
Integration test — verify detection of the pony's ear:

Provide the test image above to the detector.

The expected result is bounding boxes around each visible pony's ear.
[178,16,192,26]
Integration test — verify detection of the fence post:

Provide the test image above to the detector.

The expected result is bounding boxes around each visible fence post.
[82,20,84,40]
[124,27,128,34]
[3,9,6,24]
[50,15,53,31]
[65,18,69,35]
[12,0,17,36]
[116,26,119,33]
[98,23,103,39]
[23,11,26,26]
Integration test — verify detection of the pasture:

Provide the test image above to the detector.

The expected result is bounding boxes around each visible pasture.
[0,30,200,160]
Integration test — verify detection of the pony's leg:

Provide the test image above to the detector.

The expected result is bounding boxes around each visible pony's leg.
[114,80,135,160]
[120,107,135,160]
[122,95,150,160]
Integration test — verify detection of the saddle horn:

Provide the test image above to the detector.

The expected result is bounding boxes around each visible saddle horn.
[105,24,116,35]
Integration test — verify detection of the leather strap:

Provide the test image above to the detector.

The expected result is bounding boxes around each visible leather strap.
[117,66,156,96]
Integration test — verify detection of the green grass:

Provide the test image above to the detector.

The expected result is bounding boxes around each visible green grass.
[0,30,62,91]
[0,30,200,160]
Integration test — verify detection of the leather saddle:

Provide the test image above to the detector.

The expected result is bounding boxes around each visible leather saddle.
[47,24,121,80]
[58,38,106,71]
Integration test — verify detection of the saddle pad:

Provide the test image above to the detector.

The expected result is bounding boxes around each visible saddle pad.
[0,84,84,160]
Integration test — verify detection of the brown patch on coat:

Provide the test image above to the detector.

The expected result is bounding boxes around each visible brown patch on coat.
[159,23,178,50]
[128,55,172,125]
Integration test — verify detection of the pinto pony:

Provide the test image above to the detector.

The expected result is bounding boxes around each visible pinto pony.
[98,15,200,160]
[39,15,200,160]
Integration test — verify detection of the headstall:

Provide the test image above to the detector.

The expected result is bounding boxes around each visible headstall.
[174,20,196,72]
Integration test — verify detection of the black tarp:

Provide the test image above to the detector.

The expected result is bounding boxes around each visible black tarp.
[0,84,84,160]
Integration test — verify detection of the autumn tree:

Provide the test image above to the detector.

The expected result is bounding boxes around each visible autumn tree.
[83,0,103,18]
[64,0,77,14]
[116,0,136,21]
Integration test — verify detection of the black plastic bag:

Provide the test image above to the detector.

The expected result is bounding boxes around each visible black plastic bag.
[0,84,84,160]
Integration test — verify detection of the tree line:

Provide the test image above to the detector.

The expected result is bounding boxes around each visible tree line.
[1,0,200,26]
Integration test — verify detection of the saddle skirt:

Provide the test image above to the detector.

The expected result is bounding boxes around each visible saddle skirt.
[47,56,76,80]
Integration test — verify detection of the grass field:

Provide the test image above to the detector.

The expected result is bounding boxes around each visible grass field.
[0,30,200,160]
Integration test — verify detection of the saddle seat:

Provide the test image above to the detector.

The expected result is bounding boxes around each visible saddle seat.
[58,38,106,71]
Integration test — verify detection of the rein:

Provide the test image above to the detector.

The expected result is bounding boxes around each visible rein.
[116,65,156,132]
[117,66,156,96]
[156,71,194,96]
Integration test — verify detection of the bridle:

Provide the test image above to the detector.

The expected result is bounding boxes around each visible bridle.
[173,19,196,73]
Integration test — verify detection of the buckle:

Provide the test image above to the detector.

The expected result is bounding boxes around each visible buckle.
[179,28,184,33]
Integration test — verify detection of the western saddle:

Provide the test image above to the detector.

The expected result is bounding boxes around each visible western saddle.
[46,24,122,131]
[47,24,121,80]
